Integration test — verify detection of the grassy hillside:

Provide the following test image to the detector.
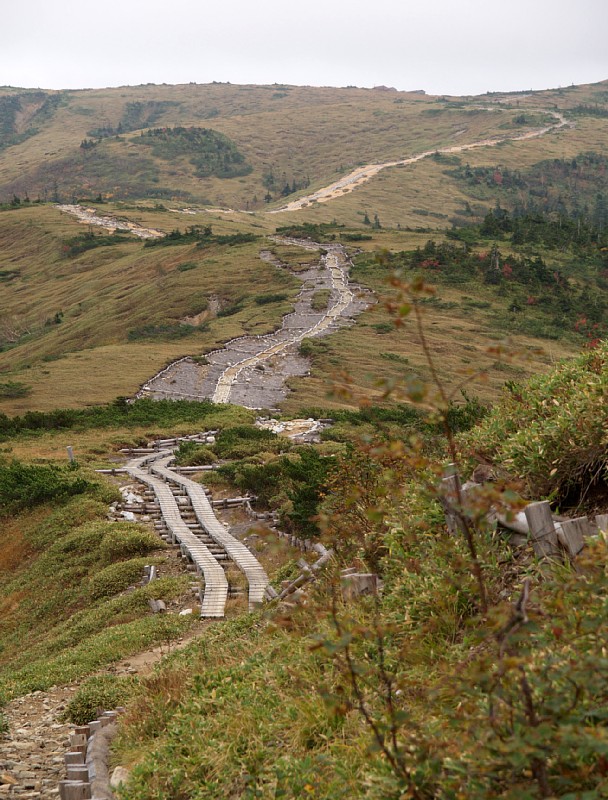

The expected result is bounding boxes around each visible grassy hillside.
[2,197,603,413]
[106,342,608,800]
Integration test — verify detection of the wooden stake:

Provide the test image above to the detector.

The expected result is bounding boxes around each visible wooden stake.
[556,517,587,558]
[524,501,560,559]
[595,514,608,534]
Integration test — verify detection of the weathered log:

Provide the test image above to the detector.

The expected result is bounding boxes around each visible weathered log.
[86,720,117,800]
[264,585,279,600]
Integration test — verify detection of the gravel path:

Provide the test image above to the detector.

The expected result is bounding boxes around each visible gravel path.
[139,238,372,409]
[1,688,74,799]
[56,205,164,239]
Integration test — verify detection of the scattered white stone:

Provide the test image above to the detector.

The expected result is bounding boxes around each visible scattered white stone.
[178,608,193,616]
[110,767,131,788]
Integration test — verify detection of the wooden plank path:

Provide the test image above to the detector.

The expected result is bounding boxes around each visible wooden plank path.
[125,452,229,618]
[150,455,269,611]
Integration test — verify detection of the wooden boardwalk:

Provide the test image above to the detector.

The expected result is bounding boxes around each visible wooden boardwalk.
[124,448,268,617]
[150,456,269,610]
[125,452,229,617]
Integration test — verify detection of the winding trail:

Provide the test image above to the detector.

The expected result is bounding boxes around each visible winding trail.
[211,239,359,404]
[56,110,569,229]
[269,111,569,212]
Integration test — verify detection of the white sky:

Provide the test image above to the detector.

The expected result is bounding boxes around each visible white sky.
[1,0,606,96]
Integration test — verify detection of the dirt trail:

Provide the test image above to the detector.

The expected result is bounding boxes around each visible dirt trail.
[139,238,371,408]
[269,111,569,212]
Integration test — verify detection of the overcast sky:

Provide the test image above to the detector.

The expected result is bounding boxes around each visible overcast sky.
[1,0,606,96]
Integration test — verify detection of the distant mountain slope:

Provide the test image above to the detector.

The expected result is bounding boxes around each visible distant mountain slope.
[0,80,605,215]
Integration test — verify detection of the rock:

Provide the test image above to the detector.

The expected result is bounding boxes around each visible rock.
[110,766,130,789]
[178,608,193,616]
[0,775,18,786]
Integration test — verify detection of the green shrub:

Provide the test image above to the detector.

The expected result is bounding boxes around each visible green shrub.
[89,558,151,599]
[0,459,89,514]
[219,448,333,538]
[0,381,31,399]
[254,293,289,305]
[0,398,254,440]
[298,338,330,359]
[99,525,161,563]
[461,340,608,502]
[213,425,290,460]
[174,441,217,466]
[372,322,394,334]
[63,675,137,724]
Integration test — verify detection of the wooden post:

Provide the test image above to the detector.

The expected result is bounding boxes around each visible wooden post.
[556,517,588,558]
[524,501,560,559]
[70,733,88,748]
[58,780,91,800]
[440,473,465,536]
[64,752,85,767]
[595,514,608,534]
[66,766,90,782]
[66,446,75,463]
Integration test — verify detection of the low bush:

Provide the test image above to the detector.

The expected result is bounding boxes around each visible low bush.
[254,293,289,305]
[461,340,608,502]
[64,675,137,725]
[0,459,89,515]
[99,525,161,563]
[0,381,31,399]
[173,441,217,466]
[88,558,151,600]
[213,425,290,460]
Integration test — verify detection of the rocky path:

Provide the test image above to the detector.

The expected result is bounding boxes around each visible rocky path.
[140,238,371,408]
[1,687,74,799]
